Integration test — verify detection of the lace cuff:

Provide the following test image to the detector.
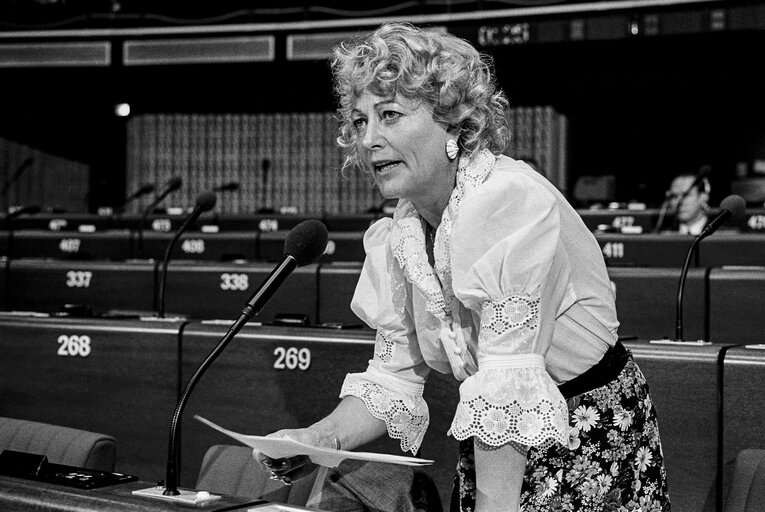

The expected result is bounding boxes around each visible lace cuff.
[450,355,568,449]
[340,373,429,455]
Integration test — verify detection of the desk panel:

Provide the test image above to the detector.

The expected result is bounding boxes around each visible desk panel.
[5,214,113,232]
[133,231,258,261]
[0,231,9,257]
[698,233,765,267]
[595,233,695,267]
[259,231,365,263]
[578,209,660,232]
[626,341,725,512]
[709,268,765,344]
[162,262,318,322]
[0,316,182,481]
[179,324,458,507]
[0,476,260,511]
[9,230,132,260]
[721,345,765,509]
[5,259,155,315]
[609,267,706,341]
[317,263,363,326]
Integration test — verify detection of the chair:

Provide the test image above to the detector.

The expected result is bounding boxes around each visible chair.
[724,449,765,512]
[0,416,116,472]
[195,444,320,505]
[196,444,443,511]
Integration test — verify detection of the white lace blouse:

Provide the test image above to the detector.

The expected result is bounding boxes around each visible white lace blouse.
[341,150,620,455]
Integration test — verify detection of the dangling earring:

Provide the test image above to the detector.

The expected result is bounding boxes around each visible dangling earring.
[445,139,459,161]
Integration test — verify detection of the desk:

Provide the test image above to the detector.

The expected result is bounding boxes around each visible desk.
[259,231,365,263]
[178,324,457,508]
[0,475,262,511]
[709,267,765,343]
[608,267,706,341]
[5,259,155,315]
[720,345,765,507]
[0,316,183,481]
[133,231,259,261]
[5,214,113,232]
[595,233,695,267]
[626,341,725,512]
[698,233,765,267]
[316,262,362,325]
[0,231,9,257]
[578,208,660,232]
[8,230,132,260]
[162,261,318,322]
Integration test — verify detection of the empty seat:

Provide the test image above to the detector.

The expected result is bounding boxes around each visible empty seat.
[0,416,116,472]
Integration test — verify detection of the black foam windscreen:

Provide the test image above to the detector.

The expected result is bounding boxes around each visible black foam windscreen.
[283,220,329,266]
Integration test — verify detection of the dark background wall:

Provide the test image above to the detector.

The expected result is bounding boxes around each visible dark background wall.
[1,1,764,211]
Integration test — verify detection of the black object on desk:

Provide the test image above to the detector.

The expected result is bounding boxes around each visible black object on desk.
[0,450,137,489]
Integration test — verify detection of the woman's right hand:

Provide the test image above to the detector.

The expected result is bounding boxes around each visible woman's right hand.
[255,428,336,485]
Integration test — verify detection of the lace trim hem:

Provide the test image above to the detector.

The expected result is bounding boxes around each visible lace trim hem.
[450,366,568,449]
[340,378,429,455]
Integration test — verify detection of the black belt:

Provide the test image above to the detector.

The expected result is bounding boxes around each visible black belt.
[557,341,630,400]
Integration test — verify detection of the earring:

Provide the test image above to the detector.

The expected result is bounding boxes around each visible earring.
[445,139,459,161]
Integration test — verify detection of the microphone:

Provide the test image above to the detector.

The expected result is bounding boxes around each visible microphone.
[138,177,183,249]
[674,195,746,341]
[156,191,217,318]
[213,181,239,193]
[0,204,41,229]
[0,158,34,201]
[677,165,712,204]
[654,166,711,233]
[120,183,155,211]
[145,219,328,501]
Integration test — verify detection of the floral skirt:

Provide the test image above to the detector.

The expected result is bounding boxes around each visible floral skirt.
[451,356,671,512]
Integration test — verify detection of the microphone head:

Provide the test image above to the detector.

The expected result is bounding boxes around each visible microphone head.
[284,220,329,267]
[195,191,217,212]
[166,176,183,192]
[137,183,155,195]
[214,181,240,192]
[720,194,746,220]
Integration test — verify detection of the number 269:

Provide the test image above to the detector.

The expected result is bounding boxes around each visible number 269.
[273,347,311,371]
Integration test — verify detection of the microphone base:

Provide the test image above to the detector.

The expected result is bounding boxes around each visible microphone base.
[132,485,221,506]
[649,338,712,346]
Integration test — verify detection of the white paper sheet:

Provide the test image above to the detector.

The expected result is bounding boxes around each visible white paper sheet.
[194,415,433,468]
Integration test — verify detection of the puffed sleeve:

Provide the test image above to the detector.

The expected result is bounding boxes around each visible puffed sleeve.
[448,170,569,449]
[340,217,431,454]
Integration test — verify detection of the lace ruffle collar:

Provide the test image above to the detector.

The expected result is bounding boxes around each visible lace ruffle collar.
[389,149,496,320]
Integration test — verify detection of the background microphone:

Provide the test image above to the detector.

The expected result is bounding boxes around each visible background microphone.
[138,176,183,249]
[0,204,41,229]
[213,181,239,193]
[676,165,712,204]
[156,191,217,318]
[0,157,34,201]
[145,219,328,500]
[119,183,155,211]
[674,194,746,341]
[654,165,712,232]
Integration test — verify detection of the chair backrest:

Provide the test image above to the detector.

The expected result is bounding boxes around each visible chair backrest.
[724,449,765,512]
[0,416,116,472]
[195,444,319,505]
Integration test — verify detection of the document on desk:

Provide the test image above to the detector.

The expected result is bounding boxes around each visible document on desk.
[194,415,433,468]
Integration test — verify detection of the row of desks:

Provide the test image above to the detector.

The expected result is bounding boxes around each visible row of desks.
[1,316,763,511]
[1,229,764,267]
[3,208,765,233]
[1,258,762,343]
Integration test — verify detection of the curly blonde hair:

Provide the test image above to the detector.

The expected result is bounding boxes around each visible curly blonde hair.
[332,22,510,172]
